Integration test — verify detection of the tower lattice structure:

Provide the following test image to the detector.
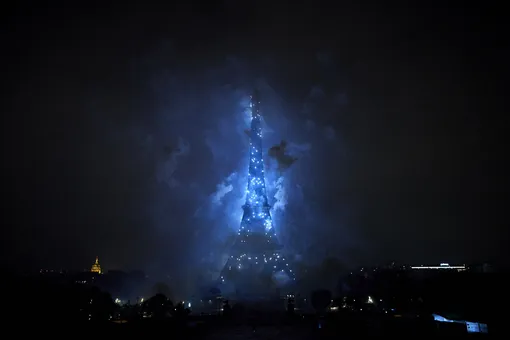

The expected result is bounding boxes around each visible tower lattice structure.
[219,90,295,298]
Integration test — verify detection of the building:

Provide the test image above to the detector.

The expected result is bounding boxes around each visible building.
[219,90,295,299]
[90,256,102,274]
[410,263,466,272]
[433,314,489,334]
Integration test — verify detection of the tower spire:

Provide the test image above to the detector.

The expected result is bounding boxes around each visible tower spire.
[238,89,275,237]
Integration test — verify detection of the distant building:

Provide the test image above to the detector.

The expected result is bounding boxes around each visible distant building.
[433,314,488,334]
[410,263,466,272]
[90,256,102,274]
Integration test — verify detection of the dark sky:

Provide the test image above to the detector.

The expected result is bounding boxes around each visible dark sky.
[1,1,507,282]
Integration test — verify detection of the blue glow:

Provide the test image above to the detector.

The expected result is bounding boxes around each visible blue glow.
[239,93,275,236]
[220,91,296,286]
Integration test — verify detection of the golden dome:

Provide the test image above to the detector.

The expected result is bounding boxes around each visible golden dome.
[90,256,102,274]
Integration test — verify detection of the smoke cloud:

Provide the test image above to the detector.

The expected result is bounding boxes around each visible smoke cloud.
[271,176,287,214]
[210,173,235,206]
[59,50,356,297]
[155,137,190,188]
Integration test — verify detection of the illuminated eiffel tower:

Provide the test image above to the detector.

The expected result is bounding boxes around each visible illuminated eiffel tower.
[219,90,295,299]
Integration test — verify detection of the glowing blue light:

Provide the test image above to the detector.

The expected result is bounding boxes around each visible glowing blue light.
[220,92,296,286]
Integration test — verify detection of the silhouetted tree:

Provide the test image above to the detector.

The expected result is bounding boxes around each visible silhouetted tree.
[144,293,173,319]
[232,303,245,319]
[287,296,295,316]
[120,302,142,322]
[311,289,332,314]
[90,290,116,321]
[222,300,232,318]
[151,282,172,299]
[172,301,190,320]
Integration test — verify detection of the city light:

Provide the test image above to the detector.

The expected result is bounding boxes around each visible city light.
[411,264,466,271]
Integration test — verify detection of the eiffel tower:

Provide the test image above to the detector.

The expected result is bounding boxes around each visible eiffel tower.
[219,90,295,299]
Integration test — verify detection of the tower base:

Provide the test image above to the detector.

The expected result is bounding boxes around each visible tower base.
[218,267,295,302]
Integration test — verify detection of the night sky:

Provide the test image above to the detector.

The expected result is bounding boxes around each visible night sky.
[1,1,507,282]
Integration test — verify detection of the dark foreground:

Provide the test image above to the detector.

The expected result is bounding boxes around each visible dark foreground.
[29,312,490,337]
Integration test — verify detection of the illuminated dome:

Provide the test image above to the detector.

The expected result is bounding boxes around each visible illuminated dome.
[90,256,102,274]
